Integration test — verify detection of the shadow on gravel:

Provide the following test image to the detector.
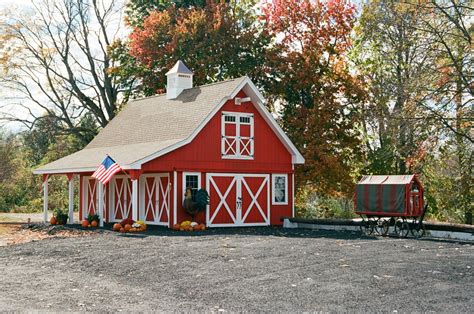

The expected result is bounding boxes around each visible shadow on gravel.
[99,225,381,241]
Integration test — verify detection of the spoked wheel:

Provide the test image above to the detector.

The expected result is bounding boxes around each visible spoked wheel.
[376,219,390,236]
[394,218,410,238]
[359,217,375,236]
[410,219,426,238]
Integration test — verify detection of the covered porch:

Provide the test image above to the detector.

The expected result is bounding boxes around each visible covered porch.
[40,170,173,228]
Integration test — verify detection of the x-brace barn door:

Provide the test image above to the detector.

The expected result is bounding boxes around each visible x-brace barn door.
[206,173,269,227]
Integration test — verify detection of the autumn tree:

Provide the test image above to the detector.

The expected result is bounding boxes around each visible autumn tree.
[262,0,367,196]
[353,1,438,175]
[412,0,473,224]
[0,0,133,145]
[115,0,270,96]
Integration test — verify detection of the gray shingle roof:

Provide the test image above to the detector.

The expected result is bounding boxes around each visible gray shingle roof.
[34,77,246,173]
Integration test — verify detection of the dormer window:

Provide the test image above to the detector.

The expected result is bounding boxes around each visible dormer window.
[221,111,254,159]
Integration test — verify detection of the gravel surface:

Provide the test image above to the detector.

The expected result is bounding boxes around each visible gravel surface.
[0,227,472,312]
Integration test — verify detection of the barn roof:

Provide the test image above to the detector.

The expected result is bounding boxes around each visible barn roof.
[357,175,416,185]
[33,76,304,174]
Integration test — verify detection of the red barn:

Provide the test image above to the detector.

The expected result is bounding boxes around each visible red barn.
[34,61,304,228]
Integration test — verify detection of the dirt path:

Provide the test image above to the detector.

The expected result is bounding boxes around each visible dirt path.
[0,228,472,312]
[0,212,80,223]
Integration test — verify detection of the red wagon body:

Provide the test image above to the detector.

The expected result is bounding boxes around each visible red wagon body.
[354,175,424,218]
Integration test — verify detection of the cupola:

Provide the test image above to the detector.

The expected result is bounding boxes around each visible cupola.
[165,60,193,99]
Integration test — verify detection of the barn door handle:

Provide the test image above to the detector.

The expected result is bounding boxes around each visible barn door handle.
[237,197,242,210]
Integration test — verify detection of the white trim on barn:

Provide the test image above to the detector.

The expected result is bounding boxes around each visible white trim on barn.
[127,77,304,169]
[173,170,177,226]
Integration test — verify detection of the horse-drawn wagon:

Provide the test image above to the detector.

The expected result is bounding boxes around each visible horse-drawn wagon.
[354,175,427,237]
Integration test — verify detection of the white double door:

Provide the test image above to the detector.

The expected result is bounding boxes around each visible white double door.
[206,173,270,227]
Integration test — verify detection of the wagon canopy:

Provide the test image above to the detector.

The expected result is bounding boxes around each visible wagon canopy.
[355,175,423,216]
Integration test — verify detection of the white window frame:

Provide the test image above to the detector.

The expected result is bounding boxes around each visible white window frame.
[221,111,254,160]
[272,174,288,205]
[182,172,201,199]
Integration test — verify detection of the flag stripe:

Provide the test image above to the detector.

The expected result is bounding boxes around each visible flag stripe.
[92,165,105,178]
[97,164,120,182]
[101,166,122,184]
[92,156,122,185]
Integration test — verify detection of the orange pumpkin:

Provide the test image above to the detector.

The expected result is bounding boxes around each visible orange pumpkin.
[50,216,57,225]
[179,227,184,231]
[90,220,98,228]
[124,224,132,232]
[81,220,89,228]
[113,223,121,231]
[173,224,180,231]
[130,227,137,232]
[119,227,125,233]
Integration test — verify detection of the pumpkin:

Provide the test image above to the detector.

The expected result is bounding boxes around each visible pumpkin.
[124,224,132,232]
[81,220,89,228]
[131,227,137,232]
[120,218,135,227]
[113,223,122,231]
[50,216,57,225]
[119,227,125,233]
[179,227,184,231]
[201,224,206,231]
[173,224,180,231]
[90,220,98,228]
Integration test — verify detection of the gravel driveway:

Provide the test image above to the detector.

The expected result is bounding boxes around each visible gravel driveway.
[0,227,472,312]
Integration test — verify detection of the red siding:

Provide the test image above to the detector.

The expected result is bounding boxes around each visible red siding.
[142,91,294,226]
[77,91,295,227]
[141,91,292,173]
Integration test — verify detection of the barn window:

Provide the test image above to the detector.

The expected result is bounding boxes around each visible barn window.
[272,174,288,205]
[183,172,201,201]
[221,112,254,159]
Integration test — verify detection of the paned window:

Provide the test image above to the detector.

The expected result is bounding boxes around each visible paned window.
[183,173,201,201]
[221,112,254,159]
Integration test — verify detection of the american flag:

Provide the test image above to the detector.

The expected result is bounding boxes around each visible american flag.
[92,156,122,184]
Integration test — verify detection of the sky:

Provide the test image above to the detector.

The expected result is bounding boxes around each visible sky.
[0,0,364,133]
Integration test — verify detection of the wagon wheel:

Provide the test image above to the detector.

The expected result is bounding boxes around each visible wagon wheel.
[376,219,389,236]
[394,218,410,238]
[359,218,374,236]
[410,219,426,238]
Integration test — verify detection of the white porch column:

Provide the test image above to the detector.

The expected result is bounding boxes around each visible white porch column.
[98,182,104,227]
[132,179,139,221]
[68,176,74,224]
[43,175,49,223]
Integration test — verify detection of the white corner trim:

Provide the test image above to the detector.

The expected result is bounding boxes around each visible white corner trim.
[272,173,289,205]
[173,170,177,226]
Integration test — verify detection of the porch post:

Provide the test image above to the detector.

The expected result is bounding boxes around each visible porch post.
[67,174,74,224]
[98,182,104,227]
[132,179,139,221]
[43,174,49,223]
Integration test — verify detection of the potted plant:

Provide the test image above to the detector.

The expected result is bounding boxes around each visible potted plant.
[87,213,100,227]
[53,208,69,225]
